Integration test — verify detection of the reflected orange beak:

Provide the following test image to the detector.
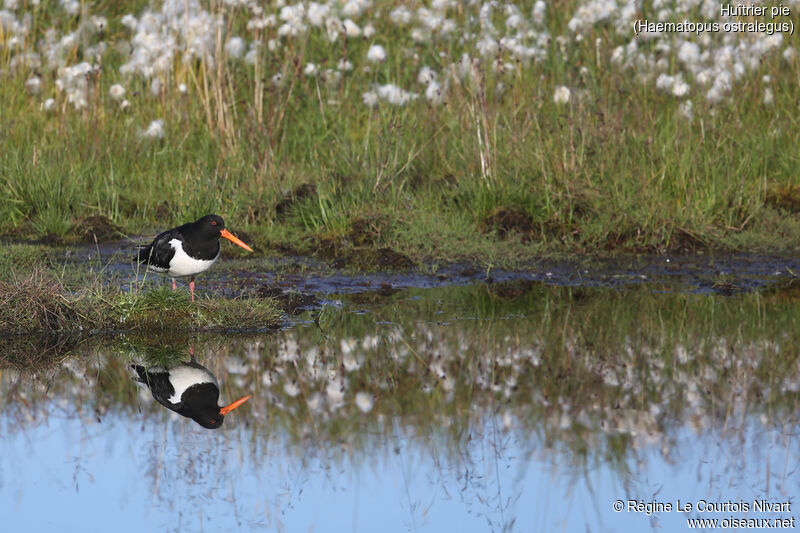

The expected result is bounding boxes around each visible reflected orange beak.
[220,229,253,252]
[219,395,252,415]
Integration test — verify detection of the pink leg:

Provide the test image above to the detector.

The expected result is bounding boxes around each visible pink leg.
[172,278,177,291]
[190,276,195,302]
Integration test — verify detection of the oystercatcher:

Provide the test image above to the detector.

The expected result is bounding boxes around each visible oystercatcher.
[136,214,253,301]
[132,361,252,429]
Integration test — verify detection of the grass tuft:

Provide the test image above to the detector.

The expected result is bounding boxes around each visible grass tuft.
[0,270,76,332]
[0,270,282,334]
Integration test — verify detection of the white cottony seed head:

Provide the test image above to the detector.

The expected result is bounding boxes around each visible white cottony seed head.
[553,85,570,104]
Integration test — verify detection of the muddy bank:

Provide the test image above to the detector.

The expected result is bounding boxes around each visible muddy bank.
[4,240,800,338]
[72,240,800,296]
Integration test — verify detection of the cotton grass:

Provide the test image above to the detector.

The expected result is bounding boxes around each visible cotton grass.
[1,0,791,118]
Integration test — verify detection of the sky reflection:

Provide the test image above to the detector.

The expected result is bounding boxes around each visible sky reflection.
[1,408,797,532]
[2,283,800,531]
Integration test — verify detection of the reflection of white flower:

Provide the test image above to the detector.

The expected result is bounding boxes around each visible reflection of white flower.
[355,392,374,413]
[340,338,356,355]
[326,378,345,408]
[343,352,361,372]
[306,393,322,411]
[284,380,300,397]
[120,14,137,30]
[553,86,571,104]
[502,410,513,430]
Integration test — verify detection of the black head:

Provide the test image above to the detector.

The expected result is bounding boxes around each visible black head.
[193,214,226,239]
[195,412,224,429]
[192,214,254,252]
[189,392,252,429]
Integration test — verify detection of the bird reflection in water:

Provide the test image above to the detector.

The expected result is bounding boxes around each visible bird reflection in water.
[132,360,252,429]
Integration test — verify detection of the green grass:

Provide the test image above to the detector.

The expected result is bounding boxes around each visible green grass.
[0,268,282,334]
[1,2,799,265]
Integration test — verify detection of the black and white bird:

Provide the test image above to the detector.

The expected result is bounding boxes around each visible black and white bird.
[132,361,252,429]
[135,214,253,301]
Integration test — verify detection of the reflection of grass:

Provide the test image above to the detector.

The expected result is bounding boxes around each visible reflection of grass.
[0,334,84,371]
[277,283,800,463]
[4,279,800,476]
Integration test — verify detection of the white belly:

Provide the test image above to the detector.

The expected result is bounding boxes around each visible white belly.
[167,366,219,404]
[164,238,219,277]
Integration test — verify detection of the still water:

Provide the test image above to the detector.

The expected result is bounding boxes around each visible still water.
[1,277,799,531]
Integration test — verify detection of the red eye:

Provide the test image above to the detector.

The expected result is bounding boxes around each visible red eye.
[211,221,217,225]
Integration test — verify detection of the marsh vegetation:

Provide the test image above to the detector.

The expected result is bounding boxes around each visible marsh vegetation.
[2,1,799,530]
[1,1,798,264]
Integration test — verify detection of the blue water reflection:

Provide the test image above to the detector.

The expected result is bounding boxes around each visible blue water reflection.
[2,409,796,532]
[3,282,800,531]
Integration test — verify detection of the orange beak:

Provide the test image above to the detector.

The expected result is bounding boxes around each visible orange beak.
[220,229,253,252]
[219,395,252,415]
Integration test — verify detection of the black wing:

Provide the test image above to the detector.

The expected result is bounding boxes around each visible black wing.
[131,365,177,409]
[135,228,181,270]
